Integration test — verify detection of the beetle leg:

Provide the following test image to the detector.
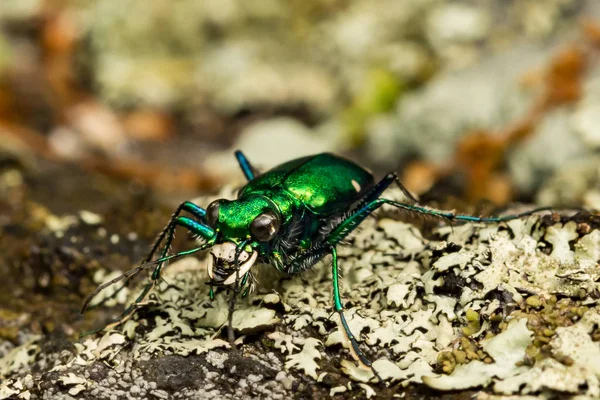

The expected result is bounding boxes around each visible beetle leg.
[352,173,418,213]
[331,247,383,382]
[147,201,208,269]
[235,150,258,181]
[206,271,250,301]
[391,173,419,204]
[375,172,419,204]
[150,216,215,282]
[327,198,552,246]
[375,200,553,224]
[150,201,207,260]
[81,219,215,333]
[81,280,155,336]
[81,245,211,315]
[86,202,207,309]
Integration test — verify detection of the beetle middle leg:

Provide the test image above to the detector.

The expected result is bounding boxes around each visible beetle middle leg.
[331,247,383,381]
[284,245,383,380]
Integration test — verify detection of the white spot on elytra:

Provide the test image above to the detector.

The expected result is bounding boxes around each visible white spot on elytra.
[351,180,361,192]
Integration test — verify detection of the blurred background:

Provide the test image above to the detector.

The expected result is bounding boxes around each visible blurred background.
[0,0,599,374]
[1,0,600,211]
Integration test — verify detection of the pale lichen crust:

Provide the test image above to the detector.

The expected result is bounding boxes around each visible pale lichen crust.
[1,188,599,399]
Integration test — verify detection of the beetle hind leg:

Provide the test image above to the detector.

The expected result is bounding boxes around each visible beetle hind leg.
[369,199,553,224]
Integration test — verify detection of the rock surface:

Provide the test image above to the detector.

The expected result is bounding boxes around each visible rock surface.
[1,165,599,399]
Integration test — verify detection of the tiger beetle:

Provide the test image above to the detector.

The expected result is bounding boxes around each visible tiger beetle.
[82,151,551,379]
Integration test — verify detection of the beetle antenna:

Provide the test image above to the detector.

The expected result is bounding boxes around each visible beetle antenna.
[81,245,209,314]
[81,262,156,314]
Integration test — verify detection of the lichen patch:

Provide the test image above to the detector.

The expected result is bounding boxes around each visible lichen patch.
[3,193,600,398]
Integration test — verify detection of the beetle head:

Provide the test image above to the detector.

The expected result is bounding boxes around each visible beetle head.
[204,195,282,286]
[205,195,282,246]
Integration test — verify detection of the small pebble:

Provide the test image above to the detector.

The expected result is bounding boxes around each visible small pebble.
[526,296,542,308]
[79,210,103,225]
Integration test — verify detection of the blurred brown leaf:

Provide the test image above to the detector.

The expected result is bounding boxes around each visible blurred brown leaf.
[446,42,587,204]
[122,109,175,142]
[582,19,600,48]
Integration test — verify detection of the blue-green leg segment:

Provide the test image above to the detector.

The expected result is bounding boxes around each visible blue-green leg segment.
[82,245,212,313]
[321,191,550,376]
[143,201,208,282]
[235,150,257,181]
[351,173,417,214]
[286,246,380,374]
[295,179,548,379]
[331,247,382,381]
[87,200,207,306]
[328,198,552,246]
[147,201,207,265]
[240,273,251,297]
[151,216,215,281]
[80,245,212,336]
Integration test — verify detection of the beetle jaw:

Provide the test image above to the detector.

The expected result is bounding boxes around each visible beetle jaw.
[206,242,258,286]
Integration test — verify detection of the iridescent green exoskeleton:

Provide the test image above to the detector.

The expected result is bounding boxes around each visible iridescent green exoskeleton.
[82,151,551,378]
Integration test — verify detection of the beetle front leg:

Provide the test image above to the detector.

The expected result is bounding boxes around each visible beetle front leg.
[85,202,209,312]
[207,270,252,301]
[150,216,215,282]
[85,201,209,311]
[146,201,208,266]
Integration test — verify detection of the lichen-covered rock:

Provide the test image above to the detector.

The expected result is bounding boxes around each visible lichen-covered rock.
[366,43,549,168]
[536,155,600,209]
[507,109,590,195]
[2,184,599,399]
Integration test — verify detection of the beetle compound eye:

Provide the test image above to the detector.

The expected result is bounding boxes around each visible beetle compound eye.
[250,211,280,242]
[206,200,220,228]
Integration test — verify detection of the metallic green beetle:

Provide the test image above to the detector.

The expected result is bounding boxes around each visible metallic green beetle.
[83,151,550,376]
